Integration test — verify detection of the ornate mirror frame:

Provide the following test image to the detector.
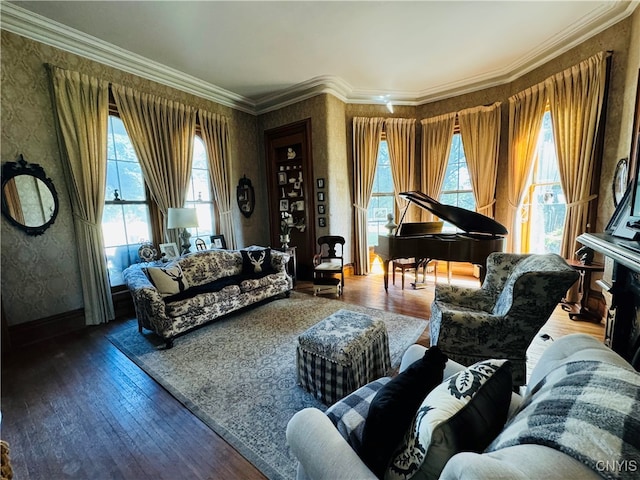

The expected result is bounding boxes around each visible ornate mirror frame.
[1,154,59,236]
[613,157,629,207]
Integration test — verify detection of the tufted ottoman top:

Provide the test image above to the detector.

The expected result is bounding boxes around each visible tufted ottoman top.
[298,309,386,364]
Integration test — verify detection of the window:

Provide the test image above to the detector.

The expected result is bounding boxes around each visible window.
[520,110,566,254]
[439,132,475,231]
[184,135,214,248]
[103,115,152,286]
[367,139,394,247]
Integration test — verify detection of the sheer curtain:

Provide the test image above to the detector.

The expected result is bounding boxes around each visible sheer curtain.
[112,85,196,245]
[546,52,607,261]
[199,110,236,250]
[506,83,547,252]
[385,118,416,222]
[353,117,385,275]
[420,112,456,221]
[48,65,113,325]
[458,102,501,218]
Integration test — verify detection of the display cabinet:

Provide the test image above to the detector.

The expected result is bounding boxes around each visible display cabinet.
[265,119,315,280]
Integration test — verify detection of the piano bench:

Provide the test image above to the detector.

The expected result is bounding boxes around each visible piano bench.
[313,277,342,297]
[392,258,417,289]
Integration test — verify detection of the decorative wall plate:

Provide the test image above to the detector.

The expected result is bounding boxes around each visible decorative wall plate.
[138,242,157,262]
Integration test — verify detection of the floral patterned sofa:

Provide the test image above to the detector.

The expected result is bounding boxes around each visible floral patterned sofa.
[123,247,292,348]
[429,252,579,387]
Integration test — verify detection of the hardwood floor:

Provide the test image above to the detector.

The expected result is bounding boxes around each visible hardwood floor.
[1,272,603,479]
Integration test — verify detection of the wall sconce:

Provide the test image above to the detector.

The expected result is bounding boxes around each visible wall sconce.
[167,207,199,254]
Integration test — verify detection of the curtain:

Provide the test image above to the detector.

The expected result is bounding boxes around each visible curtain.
[48,65,113,325]
[546,52,607,261]
[112,85,196,245]
[199,110,236,250]
[506,83,547,252]
[458,102,501,218]
[420,112,456,221]
[385,118,416,222]
[353,117,385,275]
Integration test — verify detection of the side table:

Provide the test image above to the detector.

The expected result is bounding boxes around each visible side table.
[562,258,604,322]
[278,246,297,286]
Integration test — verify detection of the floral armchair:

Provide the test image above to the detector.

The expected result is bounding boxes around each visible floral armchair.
[429,252,579,386]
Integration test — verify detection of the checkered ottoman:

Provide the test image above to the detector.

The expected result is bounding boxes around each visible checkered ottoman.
[296,309,391,405]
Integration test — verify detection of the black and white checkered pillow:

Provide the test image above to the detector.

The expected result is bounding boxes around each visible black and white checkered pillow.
[325,377,390,455]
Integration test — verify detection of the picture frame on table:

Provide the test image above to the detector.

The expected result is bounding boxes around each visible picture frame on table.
[278,172,288,185]
[279,199,289,211]
[159,242,179,260]
[209,234,227,249]
[317,178,325,189]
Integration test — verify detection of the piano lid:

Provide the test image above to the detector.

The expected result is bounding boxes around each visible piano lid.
[399,191,508,236]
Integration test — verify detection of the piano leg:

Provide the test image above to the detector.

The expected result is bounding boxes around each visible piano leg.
[383,260,390,291]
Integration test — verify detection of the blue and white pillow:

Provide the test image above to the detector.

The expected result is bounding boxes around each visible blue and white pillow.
[386,359,512,480]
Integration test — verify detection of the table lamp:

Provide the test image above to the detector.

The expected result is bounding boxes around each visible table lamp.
[167,207,199,254]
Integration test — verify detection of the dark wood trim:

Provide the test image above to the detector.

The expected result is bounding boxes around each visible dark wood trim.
[6,288,135,350]
[8,308,85,348]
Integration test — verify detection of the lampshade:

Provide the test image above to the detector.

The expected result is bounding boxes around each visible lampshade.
[167,208,199,229]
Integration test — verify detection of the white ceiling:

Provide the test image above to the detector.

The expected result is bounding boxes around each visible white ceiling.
[2,1,638,114]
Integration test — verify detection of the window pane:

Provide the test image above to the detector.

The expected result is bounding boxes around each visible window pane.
[187,169,211,202]
[123,204,152,244]
[372,141,393,194]
[104,115,152,287]
[102,204,127,247]
[105,244,141,287]
[439,133,475,232]
[192,136,207,170]
[367,194,395,246]
[528,184,566,254]
[118,161,146,201]
[105,161,119,201]
[520,110,566,254]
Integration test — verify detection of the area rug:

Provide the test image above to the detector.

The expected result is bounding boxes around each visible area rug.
[107,291,428,480]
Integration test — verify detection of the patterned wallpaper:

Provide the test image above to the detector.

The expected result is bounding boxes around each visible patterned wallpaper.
[0,31,261,326]
[2,9,638,329]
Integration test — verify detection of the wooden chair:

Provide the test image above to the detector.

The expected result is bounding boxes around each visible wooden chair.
[313,236,345,294]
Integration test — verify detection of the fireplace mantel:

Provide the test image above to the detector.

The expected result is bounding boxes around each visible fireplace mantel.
[577,232,640,369]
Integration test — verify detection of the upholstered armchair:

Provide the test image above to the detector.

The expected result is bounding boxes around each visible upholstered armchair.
[429,252,579,386]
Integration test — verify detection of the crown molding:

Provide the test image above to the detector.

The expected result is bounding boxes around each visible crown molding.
[0,2,257,114]
[1,1,637,116]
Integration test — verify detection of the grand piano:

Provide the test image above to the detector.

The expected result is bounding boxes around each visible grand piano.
[375,191,508,290]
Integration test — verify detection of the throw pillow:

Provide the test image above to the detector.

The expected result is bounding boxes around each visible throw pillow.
[144,263,190,295]
[360,346,448,479]
[325,377,391,455]
[386,359,513,480]
[241,248,273,274]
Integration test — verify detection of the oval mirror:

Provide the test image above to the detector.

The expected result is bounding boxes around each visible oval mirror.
[1,155,59,236]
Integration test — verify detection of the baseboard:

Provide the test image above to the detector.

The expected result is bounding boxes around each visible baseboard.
[8,308,86,349]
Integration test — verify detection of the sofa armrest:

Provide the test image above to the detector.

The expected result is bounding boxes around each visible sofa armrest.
[286,408,376,480]
[434,284,495,311]
[270,249,290,273]
[123,264,170,332]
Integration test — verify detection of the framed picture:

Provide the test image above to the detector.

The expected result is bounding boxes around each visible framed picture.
[278,172,288,185]
[209,234,227,249]
[318,204,325,214]
[279,199,289,211]
[317,192,325,202]
[317,178,325,189]
[318,217,326,227]
[159,242,179,259]
[291,200,304,212]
